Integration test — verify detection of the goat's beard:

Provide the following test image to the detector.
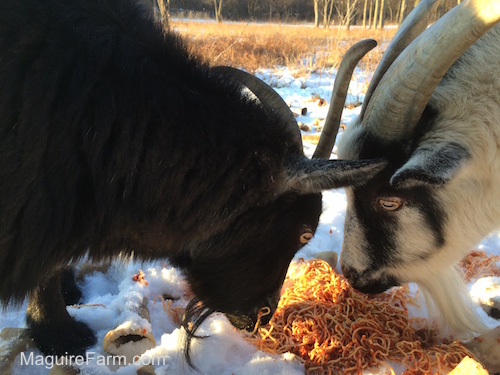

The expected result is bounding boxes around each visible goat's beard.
[415,265,488,338]
[181,298,215,368]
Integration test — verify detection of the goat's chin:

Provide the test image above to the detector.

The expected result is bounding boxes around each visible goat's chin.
[415,266,488,338]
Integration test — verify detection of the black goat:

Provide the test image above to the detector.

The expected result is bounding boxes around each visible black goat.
[0,0,382,361]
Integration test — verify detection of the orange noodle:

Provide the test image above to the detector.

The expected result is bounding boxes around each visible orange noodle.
[251,306,272,334]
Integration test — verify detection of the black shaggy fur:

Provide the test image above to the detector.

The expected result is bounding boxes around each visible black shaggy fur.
[0,0,327,361]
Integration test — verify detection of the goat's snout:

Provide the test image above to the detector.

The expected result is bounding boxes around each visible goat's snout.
[340,264,355,280]
[341,264,398,295]
[226,292,280,332]
[225,304,276,332]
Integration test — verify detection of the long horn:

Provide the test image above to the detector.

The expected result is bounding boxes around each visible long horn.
[211,65,388,194]
[359,0,442,121]
[210,66,302,149]
[363,0,500,141]
[313,39,377,159]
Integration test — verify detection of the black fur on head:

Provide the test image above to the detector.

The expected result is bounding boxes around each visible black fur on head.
[174,192,323,366]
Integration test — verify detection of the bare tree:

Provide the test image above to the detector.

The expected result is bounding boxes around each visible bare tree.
[151,0,462,24]
[261,0,274,21]
[398,0,407,24]
[362,0,368,27]
[371,0,379,28]
[327,0,335,26]
[346,0,353,29]
[157,0,171,31]
[368,0,373,27]
[247,0,259,19]
[282,0,297,22]
[323,0,329,27]
[313,0,320,27]
[334,0,359,30]
[377,0,385,28]
[322,0,336,28]
[385,0,398,23]
[214,0,223,22]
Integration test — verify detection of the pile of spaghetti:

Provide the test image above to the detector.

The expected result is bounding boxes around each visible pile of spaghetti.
[460,250,500,282]
[245,259,476,375]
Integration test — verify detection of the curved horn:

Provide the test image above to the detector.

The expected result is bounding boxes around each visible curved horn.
[359,0,442,121]
[210,67,388,194]
[364,0,500,141]
[313,39,377,159]
[210,66,302,149]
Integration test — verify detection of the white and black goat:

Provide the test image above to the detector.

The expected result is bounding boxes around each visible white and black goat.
[0,0,383,363]
[325,0,500,335]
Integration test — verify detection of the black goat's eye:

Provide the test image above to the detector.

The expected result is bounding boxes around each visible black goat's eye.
[377,197,403,211]
[300,227,314,244]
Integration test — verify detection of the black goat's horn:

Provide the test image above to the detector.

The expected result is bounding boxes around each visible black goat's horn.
[313,39,377,159]
[210,66,302,149]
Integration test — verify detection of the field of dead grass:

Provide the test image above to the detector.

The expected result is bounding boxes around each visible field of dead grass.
[171,20,397,74]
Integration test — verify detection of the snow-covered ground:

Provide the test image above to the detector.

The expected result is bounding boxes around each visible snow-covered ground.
[2,66,500,375]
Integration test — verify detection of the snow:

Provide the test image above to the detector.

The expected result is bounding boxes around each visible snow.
[2,66,500,375]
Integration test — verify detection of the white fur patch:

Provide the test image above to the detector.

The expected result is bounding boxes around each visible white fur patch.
[393,207,436,267]
[338,188,372,272]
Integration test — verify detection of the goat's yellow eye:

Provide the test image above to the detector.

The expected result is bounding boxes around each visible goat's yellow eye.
[378,197,402,211]
[300,229,313,244]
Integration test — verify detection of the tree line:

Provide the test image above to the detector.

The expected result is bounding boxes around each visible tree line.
[154,0,461,28]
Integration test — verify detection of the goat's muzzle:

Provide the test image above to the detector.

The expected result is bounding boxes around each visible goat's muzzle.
[225,292,280,332]
[341,265,399,295]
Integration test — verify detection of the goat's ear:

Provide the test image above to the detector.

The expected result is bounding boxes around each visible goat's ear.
[286,156,386,194]
[390,142,470,189]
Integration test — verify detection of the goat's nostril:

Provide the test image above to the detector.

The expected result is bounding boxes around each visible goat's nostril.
[341,265,353,280]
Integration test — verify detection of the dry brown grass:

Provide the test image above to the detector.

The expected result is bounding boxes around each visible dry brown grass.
[172,20,397,74]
